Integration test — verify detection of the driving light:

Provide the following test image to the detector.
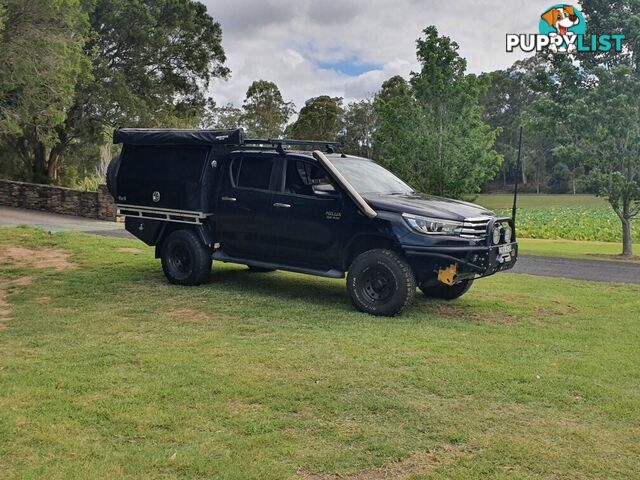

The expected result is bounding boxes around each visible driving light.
[503,224,512,243]
[492,226,502,245]
[402,213,462,235]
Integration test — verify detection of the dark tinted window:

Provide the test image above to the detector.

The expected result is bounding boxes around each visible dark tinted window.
[230,158,241,185]
[284,160,333,196]
[235,156,274,190]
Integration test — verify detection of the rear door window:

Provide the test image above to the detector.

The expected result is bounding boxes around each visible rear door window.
[232,156,275,190]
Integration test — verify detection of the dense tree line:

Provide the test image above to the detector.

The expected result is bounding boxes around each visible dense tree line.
[0,0,228,184]
[1,0,638,254]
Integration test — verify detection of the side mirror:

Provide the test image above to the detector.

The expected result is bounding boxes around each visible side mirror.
[312,183,338,197]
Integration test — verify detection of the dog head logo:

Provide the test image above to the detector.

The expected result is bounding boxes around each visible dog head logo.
[539,4,586,52]
[541,5,579,35]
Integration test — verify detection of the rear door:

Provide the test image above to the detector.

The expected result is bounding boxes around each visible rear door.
[269,156,346,269]
[216,152,279,259]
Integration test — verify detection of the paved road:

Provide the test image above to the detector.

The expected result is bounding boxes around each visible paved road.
[512,255,640,285]
[2,206,639,285]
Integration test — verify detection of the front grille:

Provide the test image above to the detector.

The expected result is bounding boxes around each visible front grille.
[460,216,491,239]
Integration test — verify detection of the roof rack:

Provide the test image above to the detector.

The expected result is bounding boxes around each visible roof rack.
[244,138,340,154]
[113,128,340,153]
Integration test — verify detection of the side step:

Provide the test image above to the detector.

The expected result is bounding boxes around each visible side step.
[211,251,344,279]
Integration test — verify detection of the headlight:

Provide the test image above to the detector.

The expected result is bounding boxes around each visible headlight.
[402,213,462,235]
[503,224,512,243]
[492,226,502,245]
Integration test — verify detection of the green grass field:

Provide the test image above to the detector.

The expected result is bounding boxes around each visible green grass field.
[1,228,639,479]
[518,238,640,262]
[475,194,608,210]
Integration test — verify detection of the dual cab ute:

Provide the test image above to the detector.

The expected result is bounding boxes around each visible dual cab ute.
[107,128,518,316]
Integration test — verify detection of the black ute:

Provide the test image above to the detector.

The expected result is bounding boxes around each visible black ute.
[107,128,518,316]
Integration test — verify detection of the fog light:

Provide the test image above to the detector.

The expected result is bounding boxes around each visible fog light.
[503,224,512,243]
[492,226,502,245]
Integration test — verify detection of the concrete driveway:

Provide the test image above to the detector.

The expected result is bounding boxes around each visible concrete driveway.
[2,206,639,284]
[0,205,129,237]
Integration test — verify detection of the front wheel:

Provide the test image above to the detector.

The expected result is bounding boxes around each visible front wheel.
[161,229,212,286]
[419,279,474,300]
[347,249,416,317]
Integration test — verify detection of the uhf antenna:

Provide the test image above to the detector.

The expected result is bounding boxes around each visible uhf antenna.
[512,126,523,226]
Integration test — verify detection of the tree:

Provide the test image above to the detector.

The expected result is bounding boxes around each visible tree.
[0,0,89,183]
[1,0,229,184]
[480,61,536,188]
[549,162,571,193]
[373,76,423,181]
[551,1,640,255]
[521,54,592,194]
[0,2,6,41]
[558,67,640,256]
[201,100,242,130]
[240,80,294,138]
[340,98,377,158]
[287,96,343,141]
[407,26,502,198]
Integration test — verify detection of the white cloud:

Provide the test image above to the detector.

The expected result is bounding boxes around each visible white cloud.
[203,0,556,108]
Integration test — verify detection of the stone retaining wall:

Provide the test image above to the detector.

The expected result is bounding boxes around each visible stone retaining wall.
[0,179,117,221]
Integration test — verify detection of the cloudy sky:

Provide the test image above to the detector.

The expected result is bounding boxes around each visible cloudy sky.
[202,0,560,108]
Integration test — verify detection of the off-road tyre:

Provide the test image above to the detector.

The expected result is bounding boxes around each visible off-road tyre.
[419,279,474,300]
[247,266,275,273]
[106,154,121,198]
[347,249,416,317]
[161,230,212,286]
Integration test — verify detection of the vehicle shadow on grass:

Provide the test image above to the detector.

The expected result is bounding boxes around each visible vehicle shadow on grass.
[213,268,352,308]
[116,264,482,319]
[151,266,356,313]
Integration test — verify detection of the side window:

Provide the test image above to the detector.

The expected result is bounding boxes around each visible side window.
[284,160,334,196]
[233,156,274,190]
[230,157,241,186]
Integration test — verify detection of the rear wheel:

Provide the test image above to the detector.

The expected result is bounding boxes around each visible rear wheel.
[419,279,474,300]
[347,249,416,317]
[106,154,121,198]
[161,230,212,285]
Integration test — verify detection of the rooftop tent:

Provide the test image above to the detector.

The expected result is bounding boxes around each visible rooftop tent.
[113,128,245,146]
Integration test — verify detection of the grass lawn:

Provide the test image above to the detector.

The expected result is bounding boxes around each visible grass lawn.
[475,194,608,210]
[1,227,639,479]
[518,238,640,262]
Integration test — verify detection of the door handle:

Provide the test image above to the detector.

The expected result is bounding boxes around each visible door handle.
[221,196,237,202]
[273,203,291,208]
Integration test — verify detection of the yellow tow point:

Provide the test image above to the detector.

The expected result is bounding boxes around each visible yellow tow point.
[438,263,458,286]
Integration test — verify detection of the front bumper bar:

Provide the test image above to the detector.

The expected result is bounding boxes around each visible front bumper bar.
[403,242,519,278]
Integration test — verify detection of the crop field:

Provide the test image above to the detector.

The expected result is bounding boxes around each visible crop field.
[1,227,639,479]
[475,195,639,243]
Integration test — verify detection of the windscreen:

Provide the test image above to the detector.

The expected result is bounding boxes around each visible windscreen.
[328,157,413,195]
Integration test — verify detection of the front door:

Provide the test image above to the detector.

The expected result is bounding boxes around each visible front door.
[216,152,279,259]
[270,156,346,269]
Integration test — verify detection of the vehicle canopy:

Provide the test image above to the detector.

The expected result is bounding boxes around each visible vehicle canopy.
[111,128,250,213]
